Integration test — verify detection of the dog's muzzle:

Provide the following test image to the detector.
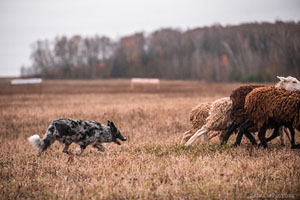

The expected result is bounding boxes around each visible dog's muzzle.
[114,137,126,145]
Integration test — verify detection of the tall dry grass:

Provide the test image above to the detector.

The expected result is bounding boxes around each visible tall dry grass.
[0,79,299,199]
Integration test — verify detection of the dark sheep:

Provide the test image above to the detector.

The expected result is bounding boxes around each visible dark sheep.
[222,80,296,146]
[241,87,300,148]
[230,85,264,125]
[221,85,266,145]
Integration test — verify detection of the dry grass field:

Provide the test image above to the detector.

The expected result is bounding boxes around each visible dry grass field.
[0,79,299,199]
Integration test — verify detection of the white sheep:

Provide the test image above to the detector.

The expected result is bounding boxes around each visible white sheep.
[275,76,300,91]
[185,97,232,146]
[180,102,214,144]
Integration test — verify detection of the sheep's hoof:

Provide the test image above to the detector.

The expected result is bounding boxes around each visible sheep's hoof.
[291,144,300,149]
[63,150,69,154]
[251,141,258,146]
[258,143,268,148]
[232,143,239,148]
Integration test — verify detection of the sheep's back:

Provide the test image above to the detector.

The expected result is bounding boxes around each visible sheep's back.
[190,102,211,129]
[205,97,232,130]
[230,85,264,124]
[245,87,300,129]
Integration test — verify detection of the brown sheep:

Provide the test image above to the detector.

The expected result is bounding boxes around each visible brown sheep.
[222,78,298,146]
[230,85,264,125]
[221,85,285,145]
[241,87,300,148]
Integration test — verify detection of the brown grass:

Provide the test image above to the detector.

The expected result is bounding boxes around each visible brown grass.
[0,79,299,199]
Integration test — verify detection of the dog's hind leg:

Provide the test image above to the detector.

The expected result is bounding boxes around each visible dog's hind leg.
[75,144,89,155]
[75,146,84,155]
[38,136,53,155]
[93,142,106,152]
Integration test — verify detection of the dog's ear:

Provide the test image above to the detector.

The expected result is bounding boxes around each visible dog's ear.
[111,121,115,127]
[107,120,116,131]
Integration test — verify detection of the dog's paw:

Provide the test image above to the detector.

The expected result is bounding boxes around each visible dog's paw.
[75,146,83,155]
[93,143,106,152]
[97,146,106,152]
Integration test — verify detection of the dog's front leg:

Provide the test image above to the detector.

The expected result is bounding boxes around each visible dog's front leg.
[62,142,71,154]
[93,142,106,152]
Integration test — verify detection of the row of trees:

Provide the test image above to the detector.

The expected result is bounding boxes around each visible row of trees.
[22,21,300,82]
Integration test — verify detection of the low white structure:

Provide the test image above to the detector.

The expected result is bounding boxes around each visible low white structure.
[11,78,42,85]
[130,78,160,90]
[10,78,43,94]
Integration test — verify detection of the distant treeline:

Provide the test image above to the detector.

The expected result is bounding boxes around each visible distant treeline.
[22,21,300,82]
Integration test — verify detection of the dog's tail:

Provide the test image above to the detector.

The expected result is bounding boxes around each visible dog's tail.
[28,134,45,154]
[28,133,53,155]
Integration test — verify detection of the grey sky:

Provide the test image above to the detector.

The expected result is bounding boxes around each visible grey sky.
[0,0,299,77]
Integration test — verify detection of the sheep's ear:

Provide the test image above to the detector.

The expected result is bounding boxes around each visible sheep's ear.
[277,76,285,81]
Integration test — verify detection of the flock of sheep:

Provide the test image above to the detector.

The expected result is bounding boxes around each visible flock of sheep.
[181,76,300,149]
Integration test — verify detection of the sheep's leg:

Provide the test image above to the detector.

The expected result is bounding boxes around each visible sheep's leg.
[233,121,254,147]
[279,127,285,146]
[279,131,284,146]
[203,133,209,144]
[208,131,220,141]
[243,129,257,145]
[287,124,295,146]
[283,127,291,142]
[286,125,300,148]
[185,127,208,146]
[257,126,268,148]
[180,129,194,144]
[265,126,280,143]
[266,126,290,146]
[221,123,238,145]
[218,131,225,142]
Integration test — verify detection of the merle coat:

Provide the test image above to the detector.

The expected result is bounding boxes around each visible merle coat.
[28,119,126,155]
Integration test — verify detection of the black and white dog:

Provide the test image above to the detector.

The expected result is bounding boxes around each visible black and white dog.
[28,119,126,155]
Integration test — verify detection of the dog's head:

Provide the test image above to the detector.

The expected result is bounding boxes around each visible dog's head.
[108,120,126,145]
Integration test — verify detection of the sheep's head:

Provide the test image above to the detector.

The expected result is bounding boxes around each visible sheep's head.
[276,76,300,91]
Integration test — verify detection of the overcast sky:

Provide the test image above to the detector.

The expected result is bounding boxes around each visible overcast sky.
[0,0,299,77]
